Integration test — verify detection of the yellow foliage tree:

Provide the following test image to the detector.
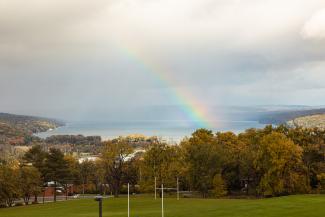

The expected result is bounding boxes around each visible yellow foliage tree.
[255,132,309,196]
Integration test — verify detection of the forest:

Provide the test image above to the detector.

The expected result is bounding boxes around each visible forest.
[1,125,325,207]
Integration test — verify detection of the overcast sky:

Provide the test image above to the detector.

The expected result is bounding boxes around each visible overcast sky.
[1,0,325,121]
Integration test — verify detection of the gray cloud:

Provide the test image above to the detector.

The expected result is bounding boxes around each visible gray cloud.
[1,0,325,120]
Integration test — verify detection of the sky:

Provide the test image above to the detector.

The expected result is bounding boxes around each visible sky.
[1,0,325,121]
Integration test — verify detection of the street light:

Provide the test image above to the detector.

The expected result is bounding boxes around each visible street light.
[94,195,103,217]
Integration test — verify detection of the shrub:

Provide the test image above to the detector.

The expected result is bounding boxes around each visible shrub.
[15,202,24,207]
[213,174,227,197]
[317,173,325,193]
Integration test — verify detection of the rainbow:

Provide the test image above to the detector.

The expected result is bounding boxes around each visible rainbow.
[114,43,215,129]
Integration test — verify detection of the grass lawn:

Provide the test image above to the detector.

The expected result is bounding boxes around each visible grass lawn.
[1,194,325,217]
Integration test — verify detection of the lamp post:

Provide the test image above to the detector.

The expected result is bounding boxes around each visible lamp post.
[94,195,103,217]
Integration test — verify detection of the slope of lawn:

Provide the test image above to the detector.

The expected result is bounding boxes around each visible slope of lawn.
[1,194,325,217]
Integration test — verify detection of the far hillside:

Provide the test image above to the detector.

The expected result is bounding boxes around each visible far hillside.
[0,113,64,145]
[258,108,325,125]
[287,114,325,130]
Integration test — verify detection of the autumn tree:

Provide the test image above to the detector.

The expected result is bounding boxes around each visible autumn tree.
[93,160,106,194]
[284,127,325,188]
[181,129,220,197]
[19,166,42,204]
[238,128,265,195]
[216,132,247,192]
[0,165,20,207]
[255,132,309,196]
[79,160,98,194]
[101,139,133,197]
[141,142,182,193]
[62,155,81,198]
[123,157,140,193]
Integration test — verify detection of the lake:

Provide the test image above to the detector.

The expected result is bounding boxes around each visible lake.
[36,120,266,142]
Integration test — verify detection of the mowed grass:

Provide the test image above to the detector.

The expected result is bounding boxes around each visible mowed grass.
[1,194,325,217]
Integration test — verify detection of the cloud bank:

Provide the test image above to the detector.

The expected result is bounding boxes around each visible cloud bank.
[1,0,325,120]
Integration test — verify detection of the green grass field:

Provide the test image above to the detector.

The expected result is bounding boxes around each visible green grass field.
[1,195,325,217]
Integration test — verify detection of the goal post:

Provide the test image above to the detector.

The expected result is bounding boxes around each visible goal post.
[128,183,130,217]
[154,177,180,200]
[155,177,157,200]
[161,184,164,217]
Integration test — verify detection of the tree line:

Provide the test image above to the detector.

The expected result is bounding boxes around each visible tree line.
[1,125,325,207]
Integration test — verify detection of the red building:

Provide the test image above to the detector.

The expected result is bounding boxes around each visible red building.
[43,183,74,197]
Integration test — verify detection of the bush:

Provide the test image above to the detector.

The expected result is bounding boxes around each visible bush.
[0,204,8,209]
[15,202,24,207]
[317,173,325,193]
[213,174,227,197]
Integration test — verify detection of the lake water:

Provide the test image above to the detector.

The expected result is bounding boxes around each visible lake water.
[36,120,265,142]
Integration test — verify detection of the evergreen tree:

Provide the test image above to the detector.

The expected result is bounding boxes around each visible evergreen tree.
[43,148,69,202]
